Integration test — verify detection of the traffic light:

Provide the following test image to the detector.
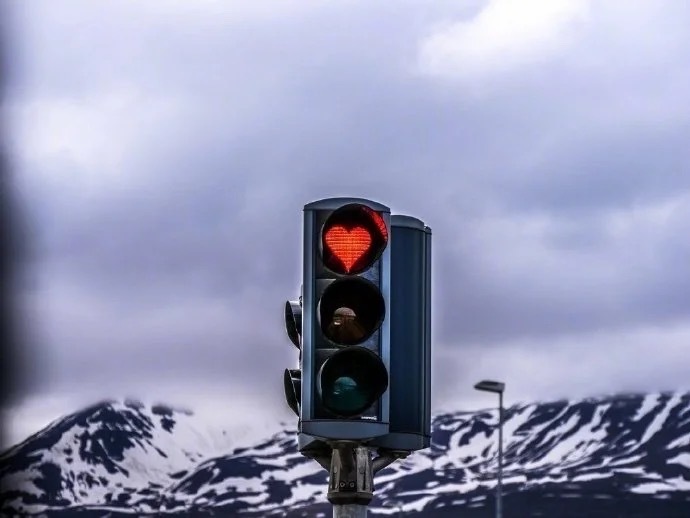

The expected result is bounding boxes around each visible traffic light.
[370,215,432,452]
[300,198,391,441]
[283,299,301,416]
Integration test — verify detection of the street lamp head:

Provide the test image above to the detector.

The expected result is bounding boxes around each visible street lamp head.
[474,379,505,394]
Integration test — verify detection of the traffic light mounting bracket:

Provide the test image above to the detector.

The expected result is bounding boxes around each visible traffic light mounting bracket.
[326,442,409,513]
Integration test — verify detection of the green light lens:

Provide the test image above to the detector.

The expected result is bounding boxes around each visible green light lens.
[318,346,388,417]
[329,376,369,415]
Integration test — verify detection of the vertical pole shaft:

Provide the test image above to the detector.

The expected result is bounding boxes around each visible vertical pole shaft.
[333,504,367,518]
[497,391,503,518]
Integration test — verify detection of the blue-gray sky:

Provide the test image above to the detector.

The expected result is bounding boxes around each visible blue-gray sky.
[3,0,690,445]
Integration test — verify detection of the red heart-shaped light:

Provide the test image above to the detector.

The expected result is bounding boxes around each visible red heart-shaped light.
[324,226,372,273]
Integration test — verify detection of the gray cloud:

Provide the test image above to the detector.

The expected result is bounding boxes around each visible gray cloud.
[4,0,690,439]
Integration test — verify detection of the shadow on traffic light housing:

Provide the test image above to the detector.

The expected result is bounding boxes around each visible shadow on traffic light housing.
[299,198,391,442]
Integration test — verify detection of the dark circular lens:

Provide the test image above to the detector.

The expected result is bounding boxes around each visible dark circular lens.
[318,347,388,417]
[322,204,388,275]
[319,278,385,346]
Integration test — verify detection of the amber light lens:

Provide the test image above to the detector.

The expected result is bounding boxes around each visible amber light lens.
[322,204,388,275]
[319,278,385,346]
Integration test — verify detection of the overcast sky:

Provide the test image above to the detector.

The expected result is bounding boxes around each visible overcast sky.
[3,0,690,447]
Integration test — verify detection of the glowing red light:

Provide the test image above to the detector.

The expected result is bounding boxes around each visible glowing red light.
[324,225,372,274]
[363,206,388,241]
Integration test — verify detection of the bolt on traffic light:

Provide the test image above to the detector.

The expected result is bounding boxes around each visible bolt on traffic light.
[300,198,391,441]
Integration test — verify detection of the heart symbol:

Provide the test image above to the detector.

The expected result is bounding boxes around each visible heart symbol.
[324,226,372,273]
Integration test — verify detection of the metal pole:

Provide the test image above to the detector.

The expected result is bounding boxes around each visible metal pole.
[497,391,503,518]
[333,504,368,518]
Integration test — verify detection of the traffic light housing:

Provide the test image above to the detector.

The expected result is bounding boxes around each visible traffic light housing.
[284,198,432,457]
[300,198,391,441]
[369,215,432,451]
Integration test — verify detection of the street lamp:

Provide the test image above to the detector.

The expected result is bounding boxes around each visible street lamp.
[474,379,506,518]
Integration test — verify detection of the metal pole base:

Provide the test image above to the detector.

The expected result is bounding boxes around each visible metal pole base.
[326,442,409,517]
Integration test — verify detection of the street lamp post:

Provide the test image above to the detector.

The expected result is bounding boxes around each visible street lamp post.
[474,379,506,518]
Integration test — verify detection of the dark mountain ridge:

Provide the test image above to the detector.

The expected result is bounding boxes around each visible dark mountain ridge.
[1,391,689,516]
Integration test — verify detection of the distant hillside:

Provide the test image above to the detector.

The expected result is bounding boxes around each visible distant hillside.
[1,392,689,516]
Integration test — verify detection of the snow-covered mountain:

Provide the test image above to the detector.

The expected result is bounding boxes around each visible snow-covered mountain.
[1,392,689,517]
